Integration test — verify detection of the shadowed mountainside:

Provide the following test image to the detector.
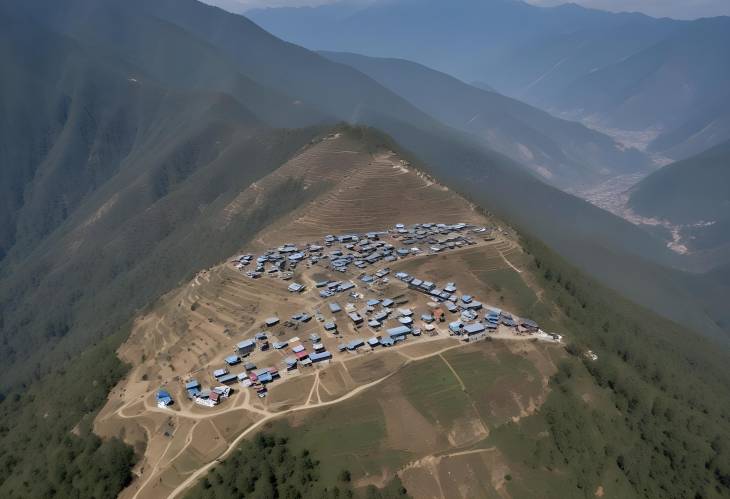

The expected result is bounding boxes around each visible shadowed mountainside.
[322,50,650,191]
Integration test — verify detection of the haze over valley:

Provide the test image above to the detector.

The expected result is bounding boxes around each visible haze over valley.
[0,1,729,498]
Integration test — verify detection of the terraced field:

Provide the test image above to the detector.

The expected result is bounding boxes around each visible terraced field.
[93,133,564,499]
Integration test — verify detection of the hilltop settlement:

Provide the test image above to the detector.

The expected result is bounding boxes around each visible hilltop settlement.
[158,223,562,409]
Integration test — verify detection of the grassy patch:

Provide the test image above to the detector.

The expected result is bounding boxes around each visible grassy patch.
[268,393,409,483]
[397,356,472,428]
[444,345,544,428]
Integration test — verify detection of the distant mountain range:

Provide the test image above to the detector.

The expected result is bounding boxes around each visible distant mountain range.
[322,50,649,190]
[249,0,730,159]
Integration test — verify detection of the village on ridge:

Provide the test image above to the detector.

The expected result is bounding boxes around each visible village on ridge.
[156,223,562,409]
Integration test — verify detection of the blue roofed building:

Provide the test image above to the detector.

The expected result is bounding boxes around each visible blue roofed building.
[310,351,332,363]
[449,321,463,333]
[347,339,364,351]
[157,389,173,407]
[464,323,485,335]
[237,339,255,355]
[380,337,395,347]
[225,355,241,365]
[217,373,238,384]
[387,325,411,338]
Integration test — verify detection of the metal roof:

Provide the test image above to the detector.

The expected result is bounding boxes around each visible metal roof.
[387,325,411,337]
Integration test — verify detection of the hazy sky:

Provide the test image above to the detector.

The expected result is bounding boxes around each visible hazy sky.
[205,0,730,19]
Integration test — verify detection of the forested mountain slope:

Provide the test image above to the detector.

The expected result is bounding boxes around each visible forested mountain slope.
[629,139,730,225]
[0,10,321,387]
[627,139,730,268]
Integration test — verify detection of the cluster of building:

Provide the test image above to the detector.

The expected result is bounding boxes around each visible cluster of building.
[394,270,560,342]
[232,223,489,281]
[231,241,325,279]
[162,222,561,410]
[182,379,233,407]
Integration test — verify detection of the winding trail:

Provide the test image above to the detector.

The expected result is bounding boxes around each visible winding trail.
[167,371,396,498]
[499,250,522,273]
[439,353,466,391]
[164,335,510,498]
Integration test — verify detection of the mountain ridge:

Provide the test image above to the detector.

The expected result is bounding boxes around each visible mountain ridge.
[249,0,730,158]
[321,50,650,191]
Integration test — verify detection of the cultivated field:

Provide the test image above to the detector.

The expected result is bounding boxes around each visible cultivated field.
[94,133,564,499]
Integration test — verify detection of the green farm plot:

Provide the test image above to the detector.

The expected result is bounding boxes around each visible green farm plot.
[397,355,473,429]
[473,267,540,315]
[444,344,545,428]
[268,392,411,483]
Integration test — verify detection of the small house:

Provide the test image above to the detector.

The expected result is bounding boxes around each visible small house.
[387,325,411,338]
[380,337,395,347]
[217,373,238,384]
[225,355,241,366]
[464,323,485,336]
[310,351,332,363]
[157,390,173,407]
[284,357,298,370]
[237,339,255,355]
[347,340,364,351]
[521,319,539,331]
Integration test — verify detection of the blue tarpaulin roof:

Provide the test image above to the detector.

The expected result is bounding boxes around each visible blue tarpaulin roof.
[310,351,332,362]
[387,325,411,337]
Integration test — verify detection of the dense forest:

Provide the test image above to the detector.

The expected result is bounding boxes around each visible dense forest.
[510,237,730,498]
[0,334,135,497]
[186,433,411,499]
